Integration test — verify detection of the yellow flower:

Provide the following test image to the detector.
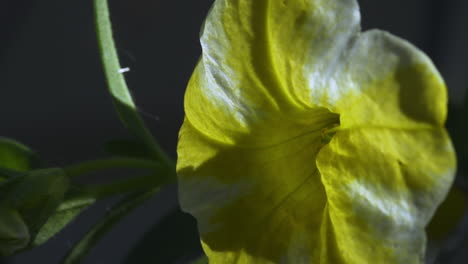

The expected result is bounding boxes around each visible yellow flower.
[176,0,456,263]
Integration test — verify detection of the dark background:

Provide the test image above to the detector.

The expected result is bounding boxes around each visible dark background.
[1,0,467,263]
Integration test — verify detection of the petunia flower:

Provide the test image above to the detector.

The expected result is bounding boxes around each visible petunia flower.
[176,0,456,263]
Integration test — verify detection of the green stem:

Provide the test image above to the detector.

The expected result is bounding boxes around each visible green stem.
[94,0,174,167]
[64,157,161,178]
[61,190,158,264]
[72,172,175,200]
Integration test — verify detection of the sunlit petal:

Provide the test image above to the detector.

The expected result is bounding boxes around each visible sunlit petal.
[177,0,456,263]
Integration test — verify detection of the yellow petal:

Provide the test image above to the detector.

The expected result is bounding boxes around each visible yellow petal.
[184,0,360,145]
[316,128,455,263]
[325,30,448,128]
[177,0,456,263]
[178,117,334,263]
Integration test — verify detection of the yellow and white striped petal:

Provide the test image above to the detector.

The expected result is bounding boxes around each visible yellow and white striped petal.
[177,0,456,263]
[317,128,455,263]
[184,0,360,146]
[318,30,448,128]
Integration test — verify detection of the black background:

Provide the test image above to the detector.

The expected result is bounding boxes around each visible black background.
[1,0,467,263]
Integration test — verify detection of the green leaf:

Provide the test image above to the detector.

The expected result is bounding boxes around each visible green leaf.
[8,169,68,235]
[33,170,165,247]
[0,168,69,255]
[32,196,95,246]
[33,165,174,248]
[93,0,172,166]
[0,137,40,172]
[34,168,171,247]
[124,207,203,264]
[61,189,158,264]
[103,138,152,158]
[0,206,29,256]
[0,168,24,182]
